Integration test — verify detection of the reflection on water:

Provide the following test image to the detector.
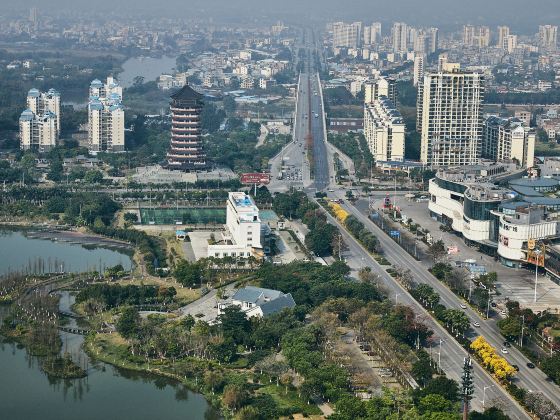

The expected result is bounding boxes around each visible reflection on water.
[0,336,218,420]
[0,292,219,419]
[0,228,133,275]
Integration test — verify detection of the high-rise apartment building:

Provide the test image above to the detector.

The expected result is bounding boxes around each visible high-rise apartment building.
[412,30,428,54]
[413,55,425,87]
[428,27,439,53]
[332,21,362,48]
[392,22,408,53]
[539,25,558,50]
[364,77,397,104]
[482,116,535,168]
[504,35,518,53]
[26,88,61,138]
[19,111,57,152]
[417,63,485,166]
[463,25,491,48]
[497,26,510,49]
[364,97,405,162]
[363,23,382,45]
[88,77,125,153]
[363,22,382,45]
[19,88,60,152]
[166,84,207,171]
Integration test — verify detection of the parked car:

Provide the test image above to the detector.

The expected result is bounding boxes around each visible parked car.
[527,362,536,369]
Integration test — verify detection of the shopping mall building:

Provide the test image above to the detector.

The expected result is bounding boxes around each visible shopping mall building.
[428,162,560,279]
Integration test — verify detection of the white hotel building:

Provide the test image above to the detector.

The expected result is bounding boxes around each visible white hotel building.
[208,192,264,260]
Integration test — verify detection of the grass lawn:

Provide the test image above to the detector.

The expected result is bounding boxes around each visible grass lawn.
[115,276,200,305]
[257,384,322,416]
[535,140,560,155]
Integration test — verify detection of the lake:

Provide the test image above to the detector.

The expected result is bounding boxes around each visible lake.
[0,295,218,420]
[119,56,177,87]
[0,228,134,275]
[0,230,218,420]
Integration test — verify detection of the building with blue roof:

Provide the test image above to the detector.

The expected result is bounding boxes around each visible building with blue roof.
[20,88,60,152]
[88,77,124,153]
[219,286,296,318]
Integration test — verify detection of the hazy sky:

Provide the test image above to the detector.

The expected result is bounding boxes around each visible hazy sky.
[16,0,560,32]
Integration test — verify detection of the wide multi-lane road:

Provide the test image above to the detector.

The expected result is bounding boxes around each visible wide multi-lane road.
[268,32,330,193]
[269,32,531,417]
[340,195,560,410]
[318,199,528,418]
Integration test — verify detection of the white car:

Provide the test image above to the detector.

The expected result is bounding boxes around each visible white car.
[473,321,480,327]
[501,348,509,354]
[460,304,467,309]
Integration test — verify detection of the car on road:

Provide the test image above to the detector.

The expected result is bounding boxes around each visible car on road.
[503,341,511,347]
[473,321,480,327]
[501,348,509,354]
[527,362,536,369]
[460,304,467,309]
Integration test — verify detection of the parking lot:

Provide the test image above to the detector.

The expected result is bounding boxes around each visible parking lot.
[281,164,303,182]
[363,195,560,313]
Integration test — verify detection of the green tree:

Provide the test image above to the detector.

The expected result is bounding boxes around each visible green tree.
[497,317,522,340]
[124,212,138,223]
[541,354,560,384]
[47,159,64,182]
[469,407,510,420]
[223,95,237,115]
[415,377,459,402]
[419,394,453,414]
[84,170,104,184]
[218,304,250,345]
[428,240,447,262]
[332,395,367,419]
[173,259,202,287]
[117,306,140,339]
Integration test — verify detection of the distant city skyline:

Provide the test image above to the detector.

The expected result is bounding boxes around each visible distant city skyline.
[8,0,560,32]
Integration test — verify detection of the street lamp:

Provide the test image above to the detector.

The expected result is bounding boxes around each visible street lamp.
[437,339,444,373]
[481,385,495,409]
[534,249,541,303]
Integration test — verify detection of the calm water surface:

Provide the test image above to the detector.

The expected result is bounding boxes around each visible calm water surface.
[0,229,133,275]
[119,56,177,87]
[0,231,217,419]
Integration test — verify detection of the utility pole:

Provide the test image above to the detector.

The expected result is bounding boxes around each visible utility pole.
[462,357,474,420]
[520,314,525,347]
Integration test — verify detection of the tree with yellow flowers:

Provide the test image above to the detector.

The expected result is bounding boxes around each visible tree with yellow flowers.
[471,336,516,381]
